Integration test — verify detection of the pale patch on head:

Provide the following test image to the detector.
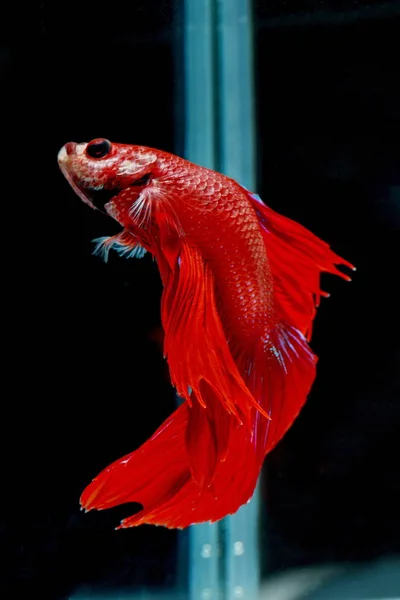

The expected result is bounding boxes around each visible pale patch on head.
[117,153,157,176]
[75,143,87,156]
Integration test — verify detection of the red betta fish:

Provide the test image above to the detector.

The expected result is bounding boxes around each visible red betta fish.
[58,138,354,529]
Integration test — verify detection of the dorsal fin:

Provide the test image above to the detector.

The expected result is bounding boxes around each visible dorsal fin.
[248,192,355,339]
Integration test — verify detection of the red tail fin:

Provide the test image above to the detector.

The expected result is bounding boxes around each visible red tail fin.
[80,400,263,529]
[80,324,316,528]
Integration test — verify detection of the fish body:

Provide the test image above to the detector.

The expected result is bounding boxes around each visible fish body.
[58,138,354,529]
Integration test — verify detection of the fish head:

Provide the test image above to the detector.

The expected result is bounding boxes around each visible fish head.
[57,138,159,225]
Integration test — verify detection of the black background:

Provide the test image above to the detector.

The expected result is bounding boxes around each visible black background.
[1,1,399,599]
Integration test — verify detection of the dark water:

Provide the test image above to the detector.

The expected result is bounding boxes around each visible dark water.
[1,1,399,599]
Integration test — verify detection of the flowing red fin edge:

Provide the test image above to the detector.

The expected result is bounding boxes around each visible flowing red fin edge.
[248,192,355,340]
[79,400,251,529]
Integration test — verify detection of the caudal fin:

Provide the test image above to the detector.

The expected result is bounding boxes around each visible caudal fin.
[80,322,316,528]
[80,395,263,529]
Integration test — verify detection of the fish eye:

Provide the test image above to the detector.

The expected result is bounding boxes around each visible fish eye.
[86,138,112,159]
